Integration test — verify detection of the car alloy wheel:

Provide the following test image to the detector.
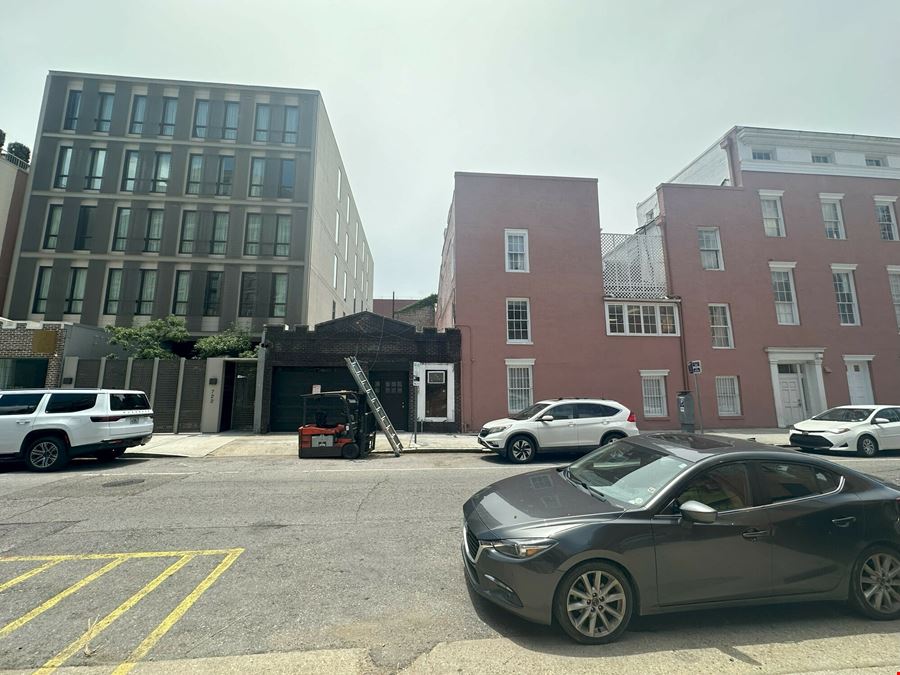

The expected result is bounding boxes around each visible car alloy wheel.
[26,437,68,472]
[858,436,878,458]
[508,437,535,463]
[566,570,627,638]
[860,552,900,615]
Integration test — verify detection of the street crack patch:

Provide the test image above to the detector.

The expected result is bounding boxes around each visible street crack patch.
[355,478,387,522]
[102,478,146,488]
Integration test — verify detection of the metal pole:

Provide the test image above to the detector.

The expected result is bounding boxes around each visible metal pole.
[412,384,418,444]
[694,372,705,434]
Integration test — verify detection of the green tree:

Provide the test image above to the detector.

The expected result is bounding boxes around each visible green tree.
[6,142,30,164]
[106,316,190,359]
[193,326,257,359]
[0,129,6,152]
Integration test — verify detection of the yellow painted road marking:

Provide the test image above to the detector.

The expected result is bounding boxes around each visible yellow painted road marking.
[0,557,126,638]
[34,554,196,674]
[112,548,244,675]
[0,560,62,593]
[0,549,238,563]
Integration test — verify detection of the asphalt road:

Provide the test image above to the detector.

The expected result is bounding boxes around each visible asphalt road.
[1,449,899,674]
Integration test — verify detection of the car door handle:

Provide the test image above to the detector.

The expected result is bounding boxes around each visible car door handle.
[16,420,30,425]
[741,529,770,540]
[831,516,856,528]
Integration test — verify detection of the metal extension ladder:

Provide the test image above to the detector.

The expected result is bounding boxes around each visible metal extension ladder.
[345,357,403,456]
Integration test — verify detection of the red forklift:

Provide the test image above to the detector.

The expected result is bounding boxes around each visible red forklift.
[298,391,376,459]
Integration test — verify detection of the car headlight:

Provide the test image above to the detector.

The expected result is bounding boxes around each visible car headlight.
[830,428,850,434]
[486,425,510,435]
[487,539,557,559]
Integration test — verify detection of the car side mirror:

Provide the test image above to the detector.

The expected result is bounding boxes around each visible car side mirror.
[680,500,717,524]
[540,415,554,422]
[874,417,890,425]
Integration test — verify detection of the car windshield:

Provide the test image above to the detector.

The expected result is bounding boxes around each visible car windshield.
[568,440,692,508]
[812,407,873,422]
[509,403,550,421]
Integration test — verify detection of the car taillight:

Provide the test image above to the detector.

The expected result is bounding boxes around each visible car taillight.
[627,412,636,423]
[90,416,124,422]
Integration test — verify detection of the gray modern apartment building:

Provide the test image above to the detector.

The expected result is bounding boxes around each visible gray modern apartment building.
[4,71,374,335]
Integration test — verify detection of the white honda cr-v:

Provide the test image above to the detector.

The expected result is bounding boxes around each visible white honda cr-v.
[0,389,154,471]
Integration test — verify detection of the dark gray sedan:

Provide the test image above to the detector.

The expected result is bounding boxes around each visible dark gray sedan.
[462,433,900,643]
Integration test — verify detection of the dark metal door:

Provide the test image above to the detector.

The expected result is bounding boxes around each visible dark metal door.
[371,372,408,431]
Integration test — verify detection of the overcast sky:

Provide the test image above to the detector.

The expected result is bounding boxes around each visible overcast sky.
[3,1,900,299]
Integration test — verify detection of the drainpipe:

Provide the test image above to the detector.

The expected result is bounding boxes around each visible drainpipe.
[659,213,689,393]
[453,324,475,433]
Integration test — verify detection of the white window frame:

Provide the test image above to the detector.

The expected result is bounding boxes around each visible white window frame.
[504,229,530,273]
[874,197,899,241]
[715,376,742,417]
[708,303,734,349]
[639,370,669,418]
[889,266,900,331]
[819,193,846,240]
[865,156,886,167]
[759,190,786,237]
[769,261,799,325]
[506,298,532,344]
[811,152,834,164]
[697,227,724,271]
[831,263,860,326]
[605,302,680,337]
[751,148,774,161]
[505,359,534,414]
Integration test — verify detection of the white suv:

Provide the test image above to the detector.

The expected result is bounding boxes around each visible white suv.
[0,389,154,471]
[478,399,639,463]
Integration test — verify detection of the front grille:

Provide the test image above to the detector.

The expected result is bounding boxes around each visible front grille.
[790,433,833,449]
[479,428,489,438]
[465,526,480,560]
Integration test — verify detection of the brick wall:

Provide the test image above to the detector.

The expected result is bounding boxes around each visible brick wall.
[0,321,68,387]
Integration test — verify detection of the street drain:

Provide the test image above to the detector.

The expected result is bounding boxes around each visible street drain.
[102,478,145,488]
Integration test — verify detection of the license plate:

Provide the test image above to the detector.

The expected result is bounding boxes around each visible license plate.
[129,417,141,425]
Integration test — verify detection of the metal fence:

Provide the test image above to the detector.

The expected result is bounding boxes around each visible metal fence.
[601,232,668,299]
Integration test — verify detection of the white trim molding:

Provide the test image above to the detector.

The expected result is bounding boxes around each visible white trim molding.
[758,189,785,198]
[830,263,858,272]
[639,369,670,377]
[768,260,797,270]
[874,195,898,203]
[842,354,875,362]
[887,265,900,273]
[819,192,845,200]
[505,358,535,367]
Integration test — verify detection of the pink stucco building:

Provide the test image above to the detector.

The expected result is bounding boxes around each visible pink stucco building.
[437,128,900,431]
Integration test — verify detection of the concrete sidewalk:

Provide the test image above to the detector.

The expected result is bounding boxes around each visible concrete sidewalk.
[133,428,792,459]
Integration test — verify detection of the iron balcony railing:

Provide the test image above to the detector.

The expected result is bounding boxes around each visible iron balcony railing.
[1,152,29,171]
[601,232,668,299]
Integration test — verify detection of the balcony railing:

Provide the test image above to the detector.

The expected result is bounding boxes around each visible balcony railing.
[601,232,668,299]
[1,152,30,171]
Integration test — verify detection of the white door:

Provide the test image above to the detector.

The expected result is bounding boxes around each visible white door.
[778,374,807,426]
[535,404,578,449]
[846,362,874,405]
[0,393,44,455]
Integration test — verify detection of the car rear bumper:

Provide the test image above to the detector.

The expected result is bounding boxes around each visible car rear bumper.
[69,434,153,458]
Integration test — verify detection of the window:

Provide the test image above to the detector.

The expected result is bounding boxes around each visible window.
[770,267,799,325]
[506,362,534,413]
[129,95,146,134]
[136,270,157,315]
[757,462,839,505]
[210,213,228,254]
[111,207,130,251]
[244,214,261,255]
[821,198,846,239]
[678,463,751,511]
[121,150,138,191]
[697,228,723,270]
[333,254,338,288]
[160,97,177,136]
[186,154,203,194]
[96,93,114,132]
[63,90,81,130]
[152,152,171,193]
[275,215,291,256]
[74,206,93,250]
[337,167,342,201]
[179,211,197,253]
[875,200,898,241]
[576,403,619,418]
[249,157,265,197]
[0,393,44,416]
[278,158,295,198]
[46,393,97,414]
[223,101,239,140]
[760,194,785,237]
[641,373,667,417]
[254,104,270,142]
[203,271,222,315]
[751,149,773,161]
[104,268,122,314]
[144,210,163,252]
[43,205,62,249]
[811,152,833,164]
[335,211,341,244]
[708,304,733,348]
[54,146,73,188]
[715,376,741,416]
[832,269,860,325]
[284,106,299,143]
[343,271,348,300]
[239,272,257,317]
[505,229,529,272]
[506,298,531,343]
[193,99,209,138]
[345,232,349,260]
[32,267,51,313]
[890,272,900,330]
[172,271,190,315]
[270,273,287,317]
[606,303,678,336]
[866,156,886,167]
[110,393,151,411]
[64,268,87,313]
[84,148,106,190]
[216,156,234,196]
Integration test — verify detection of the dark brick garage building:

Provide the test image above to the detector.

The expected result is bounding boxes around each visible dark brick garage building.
[257,312,461,433]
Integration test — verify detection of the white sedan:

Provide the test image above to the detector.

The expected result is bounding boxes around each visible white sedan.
[789,405,900,457]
